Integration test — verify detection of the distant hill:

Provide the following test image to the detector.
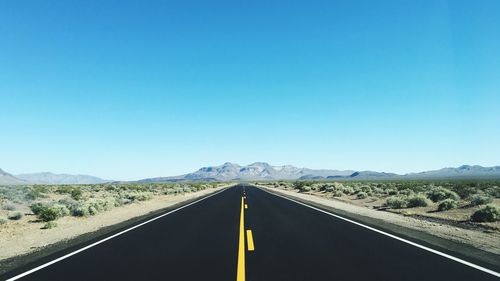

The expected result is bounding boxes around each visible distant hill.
[16,172,111,184]
[404,165,500,179]
[0,168,26,185]
[137,163,500,182]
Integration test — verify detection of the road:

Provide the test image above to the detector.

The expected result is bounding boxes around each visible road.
[3,184,499,281]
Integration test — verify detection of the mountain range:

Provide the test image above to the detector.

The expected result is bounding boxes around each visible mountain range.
[16,172,110,185]
[0,170,110,185]
[1,163,500,185]
[136,163,500,183]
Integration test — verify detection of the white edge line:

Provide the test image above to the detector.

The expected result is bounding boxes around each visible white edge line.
[6,186,232,281]
[259,187,500,278]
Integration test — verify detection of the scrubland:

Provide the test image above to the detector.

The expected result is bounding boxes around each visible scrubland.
[258,180,500,225]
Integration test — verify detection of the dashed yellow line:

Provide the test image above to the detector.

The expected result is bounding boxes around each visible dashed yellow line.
[245,204,248,209]
[236,197,245,281]
[246,230,255,251]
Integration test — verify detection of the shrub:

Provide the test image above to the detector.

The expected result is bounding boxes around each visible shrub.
[293,181,306,190]
[42,221,57,229]
[58,198,80,211]
[325,186,335,192]
[385,196,408,209]
[38,207,60,221]
[299,186,312,193]
[51,204,70,217]
[71,197,117,217]
[24,188,44,200]
[8,212,23,220]
[342,186,355,195]
[438,199,458,211]
[70,189,83,200]
[471,205,500,222]
[333,190,343,197]
[468,195,493,206]
[30,203,47,215]
[386,189,398,195]
[37,205,69,222]
[356,192,368,199]
[427,187,460,202]
[407,195,431,208]
[484,186,500,198]
[0,218,6,225]
[123,192,153,202]
[399,189,414,196]
[165,188,176,195]
[2,202,16,211]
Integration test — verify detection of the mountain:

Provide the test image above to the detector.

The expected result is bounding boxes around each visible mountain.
[16,172,111,184]
[138,162,357,182]
[405,165,500,179]
[0,168,27,185]
[137,163,500,182]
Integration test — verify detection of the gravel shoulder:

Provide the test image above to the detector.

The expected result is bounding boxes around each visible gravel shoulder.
[257,185,500,271]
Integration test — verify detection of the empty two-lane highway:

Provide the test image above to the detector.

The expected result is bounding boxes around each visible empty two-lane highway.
[3,185,499,281]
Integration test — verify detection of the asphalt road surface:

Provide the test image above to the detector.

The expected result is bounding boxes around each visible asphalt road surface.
[3,184,499,281]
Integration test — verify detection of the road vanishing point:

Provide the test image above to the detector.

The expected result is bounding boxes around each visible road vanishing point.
[3,184,499,281]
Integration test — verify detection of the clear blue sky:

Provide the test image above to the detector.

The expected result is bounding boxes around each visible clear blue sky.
[1,1,499,180]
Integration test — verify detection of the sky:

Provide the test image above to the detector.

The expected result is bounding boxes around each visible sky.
[1,0,499,180]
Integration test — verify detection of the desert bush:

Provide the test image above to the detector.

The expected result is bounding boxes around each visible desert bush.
[0,218,6,224]
[2,201,16,211]
[42,221,57,229]
[71,197,117,217]
[385,196,408,209]
[38,207,60,221]
[386,189,398,195]
[356,192,368,199]
[165,188,176,195]
[293,181,306,191]
[24,188,45,200]
[484,186,500,198]
[407,195,431,208]
[438,199,458,211]
[399,189,414,196]
[71,204,90,217]
[299,186,312,193]
[360,185,372,193]
[8,212,23,220]
[333,190,343,197]
[342,186,355,195]
[51,204,71,217]
[427,187,460,202]
[38,204,69,222]
[468,194,493,206]
[471,205,500,222]
[123,192,153,202]
[325,186,335,192]
[30,203,47,215]
[70,189,83,200]
[58,198,80,211]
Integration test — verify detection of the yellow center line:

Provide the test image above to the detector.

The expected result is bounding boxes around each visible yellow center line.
[236,196,245,281]
[246,230,255,251]
[245,204,248,209]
